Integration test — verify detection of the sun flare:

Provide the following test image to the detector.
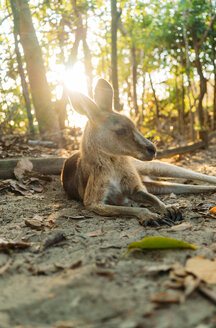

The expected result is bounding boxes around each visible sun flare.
[63,62,88,94]
[63,62,88,128]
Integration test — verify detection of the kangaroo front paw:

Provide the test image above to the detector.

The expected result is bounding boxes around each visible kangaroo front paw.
[138,206,183,228]
[138,213,161,227]
[162,205,183,225]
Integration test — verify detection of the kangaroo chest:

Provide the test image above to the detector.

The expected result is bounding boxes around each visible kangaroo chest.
[102,166,135,206]
[83,158,142,206]
[103,176,125,205]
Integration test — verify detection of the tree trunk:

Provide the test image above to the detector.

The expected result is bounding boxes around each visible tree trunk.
[141,73,146,124]
[140,49,145,125]
[183,13,195,140]
[148,72,159,121]
[15,0,60,136]
[213,70,216,130]
[190,20,215,129]
[131,45,138,116]
[126,77,132,113]
[10,0,34,135]
[211,26,216,130]
[83,37,93,98]
[111,0,121,111]
[175,75,182,135]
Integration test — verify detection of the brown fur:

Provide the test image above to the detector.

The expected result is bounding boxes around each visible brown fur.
[61,78,216,223]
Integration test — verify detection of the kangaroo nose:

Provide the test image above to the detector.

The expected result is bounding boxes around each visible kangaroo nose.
[146,144,156,157]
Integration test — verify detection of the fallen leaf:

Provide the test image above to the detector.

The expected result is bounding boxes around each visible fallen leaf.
[85,229,104,237]
[14,158,33,181]
[54,260,82,271]
[64,215,86,220]
[24,219,43,230]
[54,320,79,328]
[186,256,216,284]
[210,206,216,216]
[32,214,43,221]
[163,280,184,289]
[120,236,196,257]
[93,269,114,280]
[42,232,66,250]
[144,264,173,273]
[151,291,181,304]
[30,185,43,193]
[8,179,29,196]
[0,238,31,250]
[170,222,192,232]
[169,270,185,284]
[172,262,187,277]
[170,193,177,199]
[70,260,82,269]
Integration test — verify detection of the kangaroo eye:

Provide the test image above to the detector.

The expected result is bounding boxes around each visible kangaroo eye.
[116,128,127,135]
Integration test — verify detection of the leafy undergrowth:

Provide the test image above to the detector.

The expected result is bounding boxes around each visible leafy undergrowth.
[0,142,216,328]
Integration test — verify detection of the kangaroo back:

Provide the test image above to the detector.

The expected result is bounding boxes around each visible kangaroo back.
[61,150,88,201]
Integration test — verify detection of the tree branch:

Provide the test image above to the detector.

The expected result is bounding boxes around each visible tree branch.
[198,14,216,48]
[117,18,127,36]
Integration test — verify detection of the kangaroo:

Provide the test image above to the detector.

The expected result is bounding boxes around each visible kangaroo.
[61,78,216,226]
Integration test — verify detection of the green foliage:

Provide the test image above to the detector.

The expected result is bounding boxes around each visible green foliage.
[0,0,216,139]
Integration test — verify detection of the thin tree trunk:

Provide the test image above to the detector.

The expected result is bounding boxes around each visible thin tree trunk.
[140,49,145,125]
[191,28,206,127]
[10,0,34,134]
[131,45,138,116]
[148,72,159,121]
[175,75,182,135]
[14,0,60,136]
[111,0,121,111]
[141,73,146,124]
[83,37,93,98]
[211,26,216,130]
[189,14,215,130]
[67,28,82,67]
[183,13,195,140]
[213,71,216,130]
[181,72,185,130]
[126,77,132,114]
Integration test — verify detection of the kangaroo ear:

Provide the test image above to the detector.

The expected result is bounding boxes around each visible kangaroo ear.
[94,78,113,112]
[67,91,107,123]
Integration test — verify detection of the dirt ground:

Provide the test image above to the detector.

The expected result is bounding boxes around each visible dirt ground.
[0,143,216,328]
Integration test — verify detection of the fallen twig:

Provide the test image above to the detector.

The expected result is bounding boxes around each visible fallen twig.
[198,284,216,304]
[0,257,12,275]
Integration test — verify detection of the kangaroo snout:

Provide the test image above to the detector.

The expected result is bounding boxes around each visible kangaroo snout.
[133,130,156,161]
[146,143,156,158]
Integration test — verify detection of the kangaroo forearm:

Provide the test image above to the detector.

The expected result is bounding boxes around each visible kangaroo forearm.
[87,203,156,220]
[131,190,165,211]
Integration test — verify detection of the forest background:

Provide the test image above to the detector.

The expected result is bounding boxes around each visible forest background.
[1,0,216,148]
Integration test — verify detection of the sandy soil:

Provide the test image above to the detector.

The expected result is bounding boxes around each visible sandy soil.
[0,144,216,328]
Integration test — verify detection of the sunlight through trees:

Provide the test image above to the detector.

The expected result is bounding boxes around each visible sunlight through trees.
[0,0,216,144]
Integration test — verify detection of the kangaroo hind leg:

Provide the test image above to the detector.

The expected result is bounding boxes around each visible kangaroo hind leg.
[144,180,216,195]
[134,159,216,184]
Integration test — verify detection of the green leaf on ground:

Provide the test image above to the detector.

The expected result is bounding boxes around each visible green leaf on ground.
[120,236,196,258]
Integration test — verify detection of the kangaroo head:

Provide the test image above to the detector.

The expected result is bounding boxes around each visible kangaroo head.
[67,78,156,161]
